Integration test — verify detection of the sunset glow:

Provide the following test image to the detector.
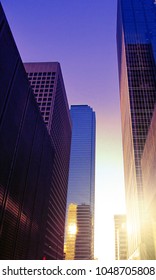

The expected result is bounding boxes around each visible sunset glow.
[1,0,126,260]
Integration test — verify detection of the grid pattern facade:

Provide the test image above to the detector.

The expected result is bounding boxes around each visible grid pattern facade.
[65,204,92,260]
[0,4,56,259]
[27,71,55,129]
[117,0,156,259]
[75,204,92,260]
[114,215,127,260]
[142,107,156,259]
[24,62,72,260]
[65,105,96,260]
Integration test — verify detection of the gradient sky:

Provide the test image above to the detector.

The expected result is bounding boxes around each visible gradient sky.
[1,0,126,260]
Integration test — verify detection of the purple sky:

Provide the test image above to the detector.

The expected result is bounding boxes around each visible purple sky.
[1,0,125,260]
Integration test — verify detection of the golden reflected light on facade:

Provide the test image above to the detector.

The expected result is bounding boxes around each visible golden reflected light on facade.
[114,215,128,260]
[65,203,77,260]
[141,106,156,259]
[117,0,156,259]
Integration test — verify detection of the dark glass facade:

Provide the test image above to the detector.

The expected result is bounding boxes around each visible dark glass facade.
[117,0,156,259]
[0,4,71,260]
[0,4,55,259]
[24,62,72,260]
[65,105,96,260]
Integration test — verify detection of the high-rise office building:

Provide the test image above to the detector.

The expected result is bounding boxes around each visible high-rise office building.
[65,203,77,260]
[141,106,156,259]
[117,0,156,259]
[24,62,72,260]
[114,215,127,260]
[74,204,92,260]
[0,3,71,259]
[65,105,96,260]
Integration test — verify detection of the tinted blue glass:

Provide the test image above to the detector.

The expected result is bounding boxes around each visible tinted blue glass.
[67,105,95,211]
[66,105,96,259]
[117,0,156,259]
[120,0,156,60]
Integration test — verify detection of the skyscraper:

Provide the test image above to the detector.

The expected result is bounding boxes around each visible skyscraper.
[141,106,156,259]
[114,215,127,260]
[0,3,72,259]
[24,62,72,259]
[65,203,77,260]
[117,0,156,259]
[65,105,96,260]
[74,204,92,260]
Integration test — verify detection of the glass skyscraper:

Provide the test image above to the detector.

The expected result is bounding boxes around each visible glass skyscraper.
[65,105,96,260]
[141,106,156,259]
[0,3,71,259]
[117,0,156,259]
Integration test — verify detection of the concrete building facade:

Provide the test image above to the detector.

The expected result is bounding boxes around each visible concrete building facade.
[24,62,72,260]
[114,215,127,260]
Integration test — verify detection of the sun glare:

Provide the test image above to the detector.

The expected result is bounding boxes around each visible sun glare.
[68,223,77,235]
